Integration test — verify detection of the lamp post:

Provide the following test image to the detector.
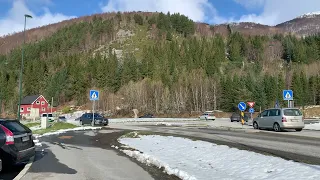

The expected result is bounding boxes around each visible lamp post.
[17,14,32,121]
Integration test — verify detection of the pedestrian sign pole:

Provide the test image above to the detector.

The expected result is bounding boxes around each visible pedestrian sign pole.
[247,102,255,123]
[283,90,293,108]
[238,102,247,126]
[90,90,99,127]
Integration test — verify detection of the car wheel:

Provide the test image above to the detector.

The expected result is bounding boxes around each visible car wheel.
[273,123,281,132]
[253,122,259,129]
[295,128,302,132]
[231,120,233,122]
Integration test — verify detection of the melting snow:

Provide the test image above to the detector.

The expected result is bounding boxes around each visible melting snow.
[33,139,42,147]
[30,126,42,131]
[33,126,102,138]
[304,122,320,131]
[119,135,320,180]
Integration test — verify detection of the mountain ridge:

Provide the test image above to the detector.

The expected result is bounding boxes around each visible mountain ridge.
[1,11,320,55]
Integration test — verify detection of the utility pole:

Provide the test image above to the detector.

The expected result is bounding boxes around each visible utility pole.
[17,14,32,121]
[286,38,292,108]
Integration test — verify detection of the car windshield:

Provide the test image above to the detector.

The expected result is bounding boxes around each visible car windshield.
[283,109,302,116]
[94,114,103,118]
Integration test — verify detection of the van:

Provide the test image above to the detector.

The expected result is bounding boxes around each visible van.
[253,108,304,132]
[41,113,55,121]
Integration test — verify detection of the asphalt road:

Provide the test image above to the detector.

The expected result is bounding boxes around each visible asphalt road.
[20,129,156,180]
[111,124,320,165]
[0,164,25,180]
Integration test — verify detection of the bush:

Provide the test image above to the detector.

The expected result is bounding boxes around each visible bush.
[134,14,144,25]
[62,106,72,114]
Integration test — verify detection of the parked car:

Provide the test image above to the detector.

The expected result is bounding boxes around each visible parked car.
[230,112,250,122]
[199,111,216,120]
[79,113,108,126]
[0,120,35,167]
[58,116,66,121]
[0,126,6,172]
[139,113,154,118]
[253,108,304,132]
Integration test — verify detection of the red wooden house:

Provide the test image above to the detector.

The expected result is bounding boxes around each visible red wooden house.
[20,95,57,118]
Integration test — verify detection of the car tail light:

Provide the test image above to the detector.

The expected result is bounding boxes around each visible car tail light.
[282,117,287,122]
[0,125,14,145]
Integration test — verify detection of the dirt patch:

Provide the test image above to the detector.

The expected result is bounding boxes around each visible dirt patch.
[92,129,181,180]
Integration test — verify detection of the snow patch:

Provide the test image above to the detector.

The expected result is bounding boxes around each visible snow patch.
[298,12,320,18]
[30,126,42,131]
[155,122,173,126]
[304,122,320,130]
[33,126,102,138]
[121,149,195,180]
[33,139,42,147]
[119,135,320,180]
[109,118,198,123]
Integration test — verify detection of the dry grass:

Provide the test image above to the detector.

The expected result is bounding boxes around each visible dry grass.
[301,106,320,118]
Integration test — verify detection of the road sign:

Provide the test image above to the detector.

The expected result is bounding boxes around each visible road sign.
[238,102,246,112]
[275,99,280,108]
[247,102,255,108]
[283,90,293,101]
[249,108,254,113]
[90,90,99,101]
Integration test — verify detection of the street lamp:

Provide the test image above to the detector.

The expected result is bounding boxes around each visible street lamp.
[17,14,32,121]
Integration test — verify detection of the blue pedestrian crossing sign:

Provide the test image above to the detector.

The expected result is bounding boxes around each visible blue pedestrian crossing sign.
[283,90,293,101]
[90,90,99,101]
[238,102,246,112]
[249,108,254,113]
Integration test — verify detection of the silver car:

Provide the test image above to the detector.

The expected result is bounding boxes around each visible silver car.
[253,108,304,132]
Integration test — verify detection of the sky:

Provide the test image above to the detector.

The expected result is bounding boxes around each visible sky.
[0,0,320,37]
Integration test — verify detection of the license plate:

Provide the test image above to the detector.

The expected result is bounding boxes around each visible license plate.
[291,119,298,122]
[22,136,30,142]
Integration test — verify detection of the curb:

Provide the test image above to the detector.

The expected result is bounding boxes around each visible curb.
[13,156,34,180]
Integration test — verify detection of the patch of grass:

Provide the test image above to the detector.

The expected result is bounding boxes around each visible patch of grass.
[25,122,40,128]
[32,122,77,135]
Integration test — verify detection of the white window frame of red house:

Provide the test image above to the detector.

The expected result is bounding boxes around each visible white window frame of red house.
[36,101,40,105]
[27,107,31,111]
[20,107,24,112]
[32,95,49,105]
[41,101,45,105]
[42,108,45,111]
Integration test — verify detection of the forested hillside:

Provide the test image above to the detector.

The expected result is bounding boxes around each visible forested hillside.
[1,12,320,116]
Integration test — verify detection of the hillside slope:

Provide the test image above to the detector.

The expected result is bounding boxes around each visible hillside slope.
[1,12,320,117]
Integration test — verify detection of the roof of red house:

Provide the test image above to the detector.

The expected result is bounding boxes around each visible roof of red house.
[21,95,41,105]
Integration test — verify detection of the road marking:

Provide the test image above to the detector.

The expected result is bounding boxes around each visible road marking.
[13,156,34,180]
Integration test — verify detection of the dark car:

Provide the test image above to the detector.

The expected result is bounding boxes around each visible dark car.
[0,126,6,172]
[0,120,35,167]
[58,116,66,121]
[230,113,250,122]
[139,113,154,118]
[79,113,108,126]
